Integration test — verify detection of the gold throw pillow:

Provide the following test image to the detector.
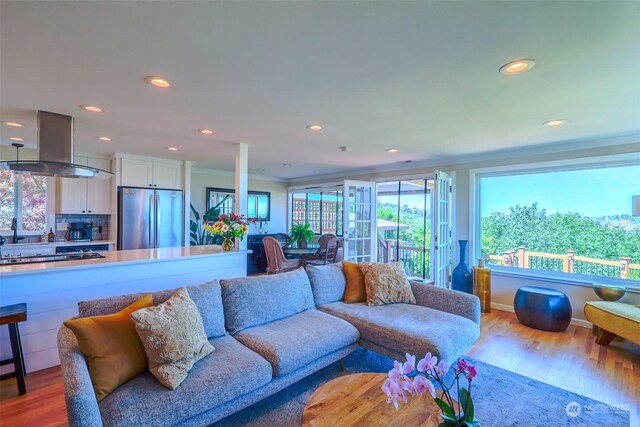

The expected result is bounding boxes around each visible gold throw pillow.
[342,261,367,303]
[131,287,214,389]
[63,294,153,401]
[359,261,416,306]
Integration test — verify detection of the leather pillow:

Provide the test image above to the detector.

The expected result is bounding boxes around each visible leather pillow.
[131,287,214,389]
[359,261,416,306]
[63,294,153,401]
[342,261,367,303]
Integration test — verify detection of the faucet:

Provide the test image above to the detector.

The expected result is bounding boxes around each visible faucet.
[10,217,25,244]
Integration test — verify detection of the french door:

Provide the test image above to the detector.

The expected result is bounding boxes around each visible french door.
[342,180,377,262]
[431,171,452,287]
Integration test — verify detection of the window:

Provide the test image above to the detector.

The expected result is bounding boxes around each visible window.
[475,163,640,282]
[377,179,433,280]
[0,171,48,232]
[290,190,343,235]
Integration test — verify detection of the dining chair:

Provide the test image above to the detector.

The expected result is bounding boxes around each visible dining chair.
[302,237,340,267]
[272,233,291,247]
[263,236,301,274]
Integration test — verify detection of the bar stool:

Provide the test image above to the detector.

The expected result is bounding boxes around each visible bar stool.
[0,303,27,395]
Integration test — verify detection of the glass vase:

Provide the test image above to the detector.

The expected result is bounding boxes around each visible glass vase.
[221,237,235,252]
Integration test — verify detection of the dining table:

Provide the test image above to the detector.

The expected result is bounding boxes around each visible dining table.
[282,243,320,257]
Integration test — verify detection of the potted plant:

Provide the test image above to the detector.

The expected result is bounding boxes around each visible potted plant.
[383,353,480,426]
[289,223,315,248]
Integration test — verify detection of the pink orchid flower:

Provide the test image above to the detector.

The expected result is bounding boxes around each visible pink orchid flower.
[382,378,402,409]
[434,360,449,377]
[389,361,403,382]
[467,365,478,380]
[417,352,437,373]
[402,353,416,374]
[412,375,436,398]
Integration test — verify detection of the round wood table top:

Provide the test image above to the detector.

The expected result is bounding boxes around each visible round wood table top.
[302,373,445,427]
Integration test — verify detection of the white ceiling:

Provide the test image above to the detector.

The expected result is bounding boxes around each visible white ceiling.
[1,1,639,179]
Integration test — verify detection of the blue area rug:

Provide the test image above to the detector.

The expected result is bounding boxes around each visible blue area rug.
[213,348,630,427]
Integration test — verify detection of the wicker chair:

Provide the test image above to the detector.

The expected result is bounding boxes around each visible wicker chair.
[263,236,300,274]
[302,237,340,267]
[272,233,291,247]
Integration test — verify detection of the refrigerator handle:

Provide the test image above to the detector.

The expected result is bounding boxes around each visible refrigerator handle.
[149,194,154,248]
[155,194,160,248]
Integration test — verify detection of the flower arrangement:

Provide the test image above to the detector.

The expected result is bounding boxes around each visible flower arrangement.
[383,353,479,427]
[203,213,252,251]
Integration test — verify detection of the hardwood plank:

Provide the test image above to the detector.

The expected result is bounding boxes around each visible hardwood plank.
[1,309,638,426]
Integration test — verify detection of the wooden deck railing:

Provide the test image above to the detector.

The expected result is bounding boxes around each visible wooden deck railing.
[488,246,639,280]
[377,236,430,277]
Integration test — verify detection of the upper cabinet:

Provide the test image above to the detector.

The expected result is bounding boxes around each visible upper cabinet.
[56,156,112,215]
[120,157,182,189]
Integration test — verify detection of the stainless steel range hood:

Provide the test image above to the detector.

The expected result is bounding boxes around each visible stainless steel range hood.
[1,111,113,178]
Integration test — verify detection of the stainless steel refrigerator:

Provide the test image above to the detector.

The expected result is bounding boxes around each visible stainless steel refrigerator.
[117,187,183,250]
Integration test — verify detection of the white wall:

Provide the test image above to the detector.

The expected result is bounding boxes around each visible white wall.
[289,137,640,324]
[190,168,288,234]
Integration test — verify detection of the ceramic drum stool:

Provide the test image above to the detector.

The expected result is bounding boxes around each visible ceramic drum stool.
[514,286,572,332]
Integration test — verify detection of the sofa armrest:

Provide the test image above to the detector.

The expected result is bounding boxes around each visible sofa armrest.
[57,326,103,427]
[410,281,481,325]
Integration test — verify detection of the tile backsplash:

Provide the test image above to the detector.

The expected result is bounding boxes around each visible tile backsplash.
[55,214,111,241]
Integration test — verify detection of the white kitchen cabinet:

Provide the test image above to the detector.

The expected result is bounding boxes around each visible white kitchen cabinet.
[152,162,182,189]
[120,157,182,189]
[56,157,112,214]
[120,158,154,188]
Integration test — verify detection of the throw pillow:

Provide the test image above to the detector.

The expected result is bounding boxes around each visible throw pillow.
[342,261,367,303]
[359,261,416,306]
[63,294,153,401]
[131,287,214,389]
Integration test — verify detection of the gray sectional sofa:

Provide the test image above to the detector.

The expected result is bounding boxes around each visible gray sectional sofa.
[58,264,480,427]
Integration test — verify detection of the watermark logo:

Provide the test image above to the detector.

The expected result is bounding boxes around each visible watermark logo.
[565,402,581,418]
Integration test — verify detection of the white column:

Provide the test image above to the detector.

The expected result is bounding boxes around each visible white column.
[235,143,249,253]
[183,160,193,246]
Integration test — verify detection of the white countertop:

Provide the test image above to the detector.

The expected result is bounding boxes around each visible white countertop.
[0,240,114,248]
[0,245,248,276]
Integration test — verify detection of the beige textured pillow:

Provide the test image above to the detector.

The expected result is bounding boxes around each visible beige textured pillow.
[131,287,214,389]
[359,262,416,306]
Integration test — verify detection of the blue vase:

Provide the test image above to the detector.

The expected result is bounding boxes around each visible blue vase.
[452,240,473,294]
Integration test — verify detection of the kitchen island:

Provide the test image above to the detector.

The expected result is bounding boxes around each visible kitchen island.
[0,246,248,373]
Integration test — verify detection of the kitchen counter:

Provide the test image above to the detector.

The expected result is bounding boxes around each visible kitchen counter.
[0,245,245,276]
[0,240,114,248]
[0,245,248,373]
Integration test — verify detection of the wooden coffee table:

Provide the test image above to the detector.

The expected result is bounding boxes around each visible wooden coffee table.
[302,373,446,427]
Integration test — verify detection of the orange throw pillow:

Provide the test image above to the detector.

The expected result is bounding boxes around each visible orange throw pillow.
[63,294,153,401]
[342,261,367,303]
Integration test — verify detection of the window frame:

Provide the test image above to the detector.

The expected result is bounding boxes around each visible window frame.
[469,153,640,290]
[288,184,344,236]
[0,173,55,236]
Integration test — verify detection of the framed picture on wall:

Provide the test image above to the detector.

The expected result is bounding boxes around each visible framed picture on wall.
[206,187,271,221]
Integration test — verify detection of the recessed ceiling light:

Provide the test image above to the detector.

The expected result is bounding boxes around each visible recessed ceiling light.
[386,148,399,153]
[198,129,215,135]
[167,147,179,151]
[97,136,112,141]
[81,105,103,113]
[9,137,23,141]
[145,76,171,88]
[3,121,23,127]
[499,59,536,75]
[543,119,566,127]
[283,163,293,167]
[307,124,323,132]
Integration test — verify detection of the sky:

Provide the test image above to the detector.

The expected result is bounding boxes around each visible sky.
[481,165,639,217]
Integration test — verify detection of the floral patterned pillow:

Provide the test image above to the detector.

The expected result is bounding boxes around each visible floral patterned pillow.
[359,262,416,306]
[131,287,214,389]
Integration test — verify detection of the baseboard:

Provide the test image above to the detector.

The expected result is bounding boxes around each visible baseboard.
[490,302,592,329]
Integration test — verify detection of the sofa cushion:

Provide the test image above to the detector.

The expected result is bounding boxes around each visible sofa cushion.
[63,294,153,402]
[98,335,272,427]
[220,268,315,334]
[233,309,359,377]
[131,288,215,389]
[360,261,416,306]
[306,262,346,305]
[77,281,227,339]
[342,261,366,303]
[318,301,479,363]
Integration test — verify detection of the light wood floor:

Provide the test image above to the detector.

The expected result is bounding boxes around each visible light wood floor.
[1,309,638,427]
